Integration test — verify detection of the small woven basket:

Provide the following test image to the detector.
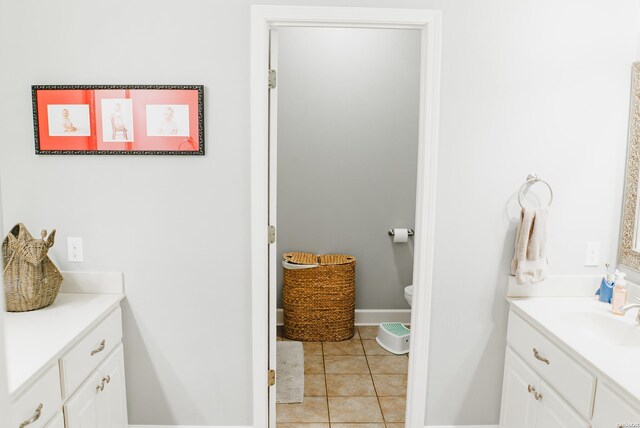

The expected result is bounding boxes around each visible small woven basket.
[282,251,356,342]
[2,224,63,312]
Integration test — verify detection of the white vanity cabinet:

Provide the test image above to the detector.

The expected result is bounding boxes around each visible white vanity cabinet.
[501,348,587,428]
[6,292,127,428]
[535,380,590,428]
[10,364,62,428]
[65,345,127,428]
[501,348,538,428]
[45,413,65,428]
[501,306,640,428]
[591,383,640,428]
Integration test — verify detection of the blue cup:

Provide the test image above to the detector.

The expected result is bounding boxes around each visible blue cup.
[596,278,614,303]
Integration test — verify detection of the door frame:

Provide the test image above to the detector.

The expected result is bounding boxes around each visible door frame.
[0,287,8,426]
[250,6,442,428]
[0,177,10,424]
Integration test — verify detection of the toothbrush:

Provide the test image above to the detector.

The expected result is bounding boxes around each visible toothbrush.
[604,263,611,283]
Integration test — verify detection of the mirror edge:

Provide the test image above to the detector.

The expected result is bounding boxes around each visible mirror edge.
[618,61,640,271]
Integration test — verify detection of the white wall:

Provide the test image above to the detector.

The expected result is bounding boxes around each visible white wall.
[426,1,637,424]
[0,0,637,426]
[276,27,421,310]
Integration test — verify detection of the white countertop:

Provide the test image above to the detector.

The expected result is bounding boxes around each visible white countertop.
[3,293,125,399]
[508,296,640,405]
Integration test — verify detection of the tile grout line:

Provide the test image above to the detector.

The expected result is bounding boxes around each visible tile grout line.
[321,340,331,428]
[360,326,388,426]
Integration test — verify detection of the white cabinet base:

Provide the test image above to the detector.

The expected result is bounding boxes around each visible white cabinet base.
[500,348,538,428]
[65,345,128,428]
[502,308,640,428]
[500,348,587,428]
[45,413,65,428]
[536,380,589,428]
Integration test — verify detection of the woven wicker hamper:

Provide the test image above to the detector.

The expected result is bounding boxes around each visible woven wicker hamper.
[282,252,356,342]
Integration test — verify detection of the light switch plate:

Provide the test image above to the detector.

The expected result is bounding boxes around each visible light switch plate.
[67,237,83,262]
[584,241,600,267]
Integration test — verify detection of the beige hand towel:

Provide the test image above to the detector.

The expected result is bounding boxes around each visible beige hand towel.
[511,207,549,285]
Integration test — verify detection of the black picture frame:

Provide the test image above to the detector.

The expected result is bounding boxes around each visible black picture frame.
[31,85,205,156]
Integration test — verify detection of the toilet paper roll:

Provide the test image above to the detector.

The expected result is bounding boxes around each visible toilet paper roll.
[393,228,409,243]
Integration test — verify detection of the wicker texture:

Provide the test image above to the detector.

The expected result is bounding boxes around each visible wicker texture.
[283,252,356,342]
[2,224,63,312]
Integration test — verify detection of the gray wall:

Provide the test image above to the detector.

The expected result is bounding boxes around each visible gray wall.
[0,0,637,426]
[276,27,421,310]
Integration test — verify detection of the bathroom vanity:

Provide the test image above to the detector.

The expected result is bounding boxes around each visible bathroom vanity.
[500,296,640,428]
[4,273,127,428]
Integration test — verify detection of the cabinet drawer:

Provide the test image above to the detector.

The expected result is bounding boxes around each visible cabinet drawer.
[60,307,122,398]
[10,364,61,428]
[592,382,640,428]
[507,311,595,419]
[44,413,64,428]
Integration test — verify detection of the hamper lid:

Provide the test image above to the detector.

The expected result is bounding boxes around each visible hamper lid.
[318,254,356,265]
[283,252,319,265]
[283,252,356,265]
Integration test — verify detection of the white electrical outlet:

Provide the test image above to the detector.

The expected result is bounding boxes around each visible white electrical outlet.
[584,241,600,267]
[67,237,83,262]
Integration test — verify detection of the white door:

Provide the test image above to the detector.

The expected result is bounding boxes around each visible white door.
[65,370,101,428]
[500,348,539,428]
[535,380,589,428]
[267,28,279,428]
[98,345,128,428]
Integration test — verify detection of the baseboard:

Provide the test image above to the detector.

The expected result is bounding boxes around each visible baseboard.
[130,425,497,428]
[129,426,251,428]
[427,425,499,428]
[129,421,498,428]
[276,308,411,325]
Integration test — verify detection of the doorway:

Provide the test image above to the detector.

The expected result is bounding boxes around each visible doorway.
[250,6,442,428]
[274,24,419,425]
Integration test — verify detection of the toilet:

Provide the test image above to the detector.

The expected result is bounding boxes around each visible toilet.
[404,285,413,307]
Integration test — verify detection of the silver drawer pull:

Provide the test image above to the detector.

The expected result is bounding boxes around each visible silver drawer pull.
[19,403,43,428]
[91,339,106,356]
[532,348,550,365]
[96,375,112,392]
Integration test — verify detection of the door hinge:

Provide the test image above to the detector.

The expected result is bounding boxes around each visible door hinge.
[268,225,276,244]
[268,369,276,386]
[268,69,277,89]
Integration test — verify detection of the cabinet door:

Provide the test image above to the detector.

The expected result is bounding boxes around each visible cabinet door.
[65,345,128,428]
[500,347,539,428]
[44,413,64,428]
[64,370,101,428]
[535,380,589,428]
[98,345,128,428]
[592,382,640,428]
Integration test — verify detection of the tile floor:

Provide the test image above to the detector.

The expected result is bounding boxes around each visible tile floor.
[277,326,409,428]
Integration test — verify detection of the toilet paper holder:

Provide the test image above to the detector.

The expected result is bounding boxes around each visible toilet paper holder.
[388,228,414,237]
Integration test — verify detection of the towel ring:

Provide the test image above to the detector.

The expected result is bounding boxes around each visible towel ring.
[518,173,553,209]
